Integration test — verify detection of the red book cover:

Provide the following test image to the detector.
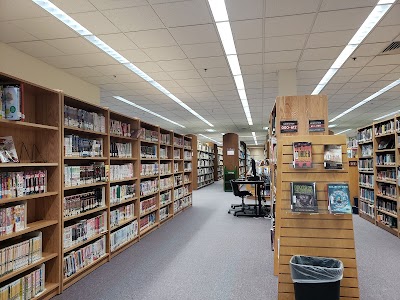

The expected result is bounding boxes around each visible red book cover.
[293,142,312,168]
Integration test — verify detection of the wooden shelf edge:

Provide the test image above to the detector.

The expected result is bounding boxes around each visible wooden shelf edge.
[139,223,158,235]
[64,182,106,191]
[63,206,107,222]
[109,197,138,208]
[0,163,58,168]
[140,207,158,218]
[64,126,107,136]
[140,190,159,198]
[0,119,58,131]
[110,216,138,232]
[110,177,137,184]
[0,191,58,204]
[63,231,108,254]
[0,220,58,242]
[160,201,173,208]
[110,237,139,258]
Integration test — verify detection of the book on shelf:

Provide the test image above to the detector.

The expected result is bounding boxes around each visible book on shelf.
[110,183,135,205]
[0,201,27,236]
[0,170,48,199]
[290,182,317,213]
[109,119,131,137]
[327,183,352,214]
[160,190,172,205]
[377,139,395,150]
[140,196,157,214]
[140,145,157,159]
[292,142,312,168]
[324,145,343,170]
[140,212,156,231]
[64,135,103,158]
[140,179,159,196]
[109,163,134,181]
[64,163,106,187]
[110,203,134,228]
[140,163,159,176]
[110,142,132,158]
[375,120,395,136]
[357,127,372,142]
[0,136,19,163]
[63,187,105,218]
[110,220,138,252]
[64,105,105,133]
[159,177,173,190]
[160,134,171,145]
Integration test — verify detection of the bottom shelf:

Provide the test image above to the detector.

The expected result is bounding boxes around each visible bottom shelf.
[110,236,139,258]
[359,211,375,224]
[32,282,59,300]
[160,214,173,223]
[377,221,399,237]
[197,180,214,189]
[140,222,158,236]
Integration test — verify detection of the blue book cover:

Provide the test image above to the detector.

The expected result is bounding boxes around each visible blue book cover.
[328,183,352,214]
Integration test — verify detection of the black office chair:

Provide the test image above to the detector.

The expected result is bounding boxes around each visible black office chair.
[228,180,253,216]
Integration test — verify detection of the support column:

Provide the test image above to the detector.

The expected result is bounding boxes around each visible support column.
[278,69,297,96]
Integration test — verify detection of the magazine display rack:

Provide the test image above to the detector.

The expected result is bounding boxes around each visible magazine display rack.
[269,95,359,300]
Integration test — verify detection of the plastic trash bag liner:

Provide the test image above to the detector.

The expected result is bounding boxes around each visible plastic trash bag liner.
[290,255,344,284]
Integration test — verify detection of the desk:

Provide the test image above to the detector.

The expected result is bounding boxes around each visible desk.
[234,180,265,217]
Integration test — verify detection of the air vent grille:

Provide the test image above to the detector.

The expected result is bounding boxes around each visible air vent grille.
[381,41,400,54]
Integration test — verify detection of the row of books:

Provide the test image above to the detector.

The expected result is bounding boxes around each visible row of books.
[0,170,47,199]
[64,105,106,133]
[159,177,173,190]
[377,169,397,181]
[375,120,395,136]
[0,202,26,236]
[174,137,183,147]
[110,203,134,229]
[0,232,42,277]
[184,151,191,160]
[184,162,192,171]
[138,128,158,142]
[160,163,171,175]
[63,212,107,249]
[64,135,103,158]
[347,138,358,148]
[160,148,168,159]
[198,144,213,153]
[377,213,397,228]
[0,263,45,300]
[110,184,135,205]
[174,163,179,173]
[376,154,395,165]
[160,190,172,205]
[140,196,157,215]
[174,187,184,200]
[140,179,158,196]
[360,201,374,218]
[109,163,134,181]
[198,160,213,167]
[198,174,213,183]
[198,153,212,159]
[63,188,105,218]
[139,212,156,231]
[174,194,192,213]
[140,164,159,177]
[184,184,190,196]
[110,142,132,158]
[290,182,352,214]
[360,188,374,202]
[360,144,373,157]
[160,133,171,145]
[110,221,138,252]
[173,149,181,159]
[160,206,170,221]
[198,168,213,175]
[358,159,373,171]
[140,145,157,159]
[174,174,183,186]
[64,163,105,187]
[184,174,191,183]
[109,119,131,137]
[184,140,191,149]
[63,235,106,278]
[377,183,397,198]
[359,174,373,187]
[377,199,397,215]
[357,127,373,143]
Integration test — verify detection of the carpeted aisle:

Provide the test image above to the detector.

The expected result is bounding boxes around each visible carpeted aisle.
[54,180,400,300]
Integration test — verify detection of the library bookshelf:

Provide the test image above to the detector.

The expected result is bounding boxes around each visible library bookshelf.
[357,115,400,237]
[0,72,194,298]
[214,145,223,181]
[0,73,61,299]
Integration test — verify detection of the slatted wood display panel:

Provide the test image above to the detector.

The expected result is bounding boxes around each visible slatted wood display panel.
[276,135,359,300]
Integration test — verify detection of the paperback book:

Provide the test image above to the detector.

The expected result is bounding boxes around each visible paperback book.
[290,182,318,213]
[0,136,19,163]
[324,145,343,169]
[292,142,312,168]
[327,183,352,214]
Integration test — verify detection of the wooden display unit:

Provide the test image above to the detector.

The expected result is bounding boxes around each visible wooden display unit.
[269,95,359,299]
[0,73,61,299]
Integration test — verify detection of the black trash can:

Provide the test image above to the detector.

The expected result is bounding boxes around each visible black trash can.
[290,255,343,300]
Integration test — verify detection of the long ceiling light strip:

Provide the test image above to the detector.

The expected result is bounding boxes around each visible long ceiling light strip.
[335,129,351,135]
[113,96,185,128]
[374,109,400,121]
[208,0,253,126]
[312,0,395,95]
[199,134,221,145]
[329,78,400,122]
[32,0,213,127]
[252,132,258,145]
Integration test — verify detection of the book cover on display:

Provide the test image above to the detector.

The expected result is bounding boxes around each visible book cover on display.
[290,182,317,213]
[327,183,352,214]
[293,142,312,168]
[0,136,19,163]
[324,145,343,169]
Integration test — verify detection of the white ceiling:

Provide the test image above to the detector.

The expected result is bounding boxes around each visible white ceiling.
[1,0,400,145]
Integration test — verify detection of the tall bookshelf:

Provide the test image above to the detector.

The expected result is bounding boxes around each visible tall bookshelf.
[239,141,246,176]
[357,116,400,237]
[197,141,214,189]
[159,128,174,223]
[183,135,193,204]
[215,146,223,181]
[0,74,61,299]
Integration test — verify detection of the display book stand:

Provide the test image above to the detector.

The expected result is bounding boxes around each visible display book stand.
[357,115,400,237]
[0,72,194,299]
[269,95,359,300]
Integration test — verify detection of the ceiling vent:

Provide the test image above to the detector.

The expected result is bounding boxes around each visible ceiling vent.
[380,41,400,55]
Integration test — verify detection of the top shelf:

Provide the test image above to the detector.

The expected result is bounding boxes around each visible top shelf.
[0,119,58,131]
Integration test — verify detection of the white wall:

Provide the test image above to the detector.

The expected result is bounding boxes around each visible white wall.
[248,147,265,161]
[0,43,99,104]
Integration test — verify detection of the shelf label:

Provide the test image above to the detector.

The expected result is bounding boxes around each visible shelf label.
[280,121,298,133]
[309,119,325,132]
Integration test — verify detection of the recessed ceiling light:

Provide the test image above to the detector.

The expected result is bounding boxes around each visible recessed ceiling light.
[374,109,400,121]
[252,132,258,145]
[113,96,185,128]
[263,126,268,130]
[335,129,351,135]
[32,0,213,128]
[312,1,394,95]
[328,124,338,128]
[199,134,221,145]
[205,129,216,132]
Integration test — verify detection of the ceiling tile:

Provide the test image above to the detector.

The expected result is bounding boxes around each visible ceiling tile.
[8,41,64,57]
[175,78,206,87]
[357,65,397,75]
[142,46,186,61]
[183,85,211,93]
[11,17,77,39]
[126,29,177,48]
[297,59,333,71]
[379,4,400,27]
[65,67,101,77]
[342,56,373,69]
[297,69,327,79]
[335,67,361,77]
[0,22,37,43]
[0,0,49,21]
[152,0,212,27]
[265,35,307,52]
[236,38,263,54]
[71,52,119,67]
[199,67,231,78]
[265,14,315,37]
[113,73,144,83]
[366,54,400,67]
[320,0,376,11]
[190,56,228,69]
[363,25,400,44]
[52,0,97,13]
[70,11,120,34]
[117,49,152,62]
[312,7,371,33]
[203,76,234,85]
[96,33,138,50]
[226,0,264,21]
[158,59,195,71]
[301,46,343,61]
[266,0,320,17]
[231,19,263,40]
[45,37,100,55]
[306,30,356,49]
[239,53,263,66]
[146,72,173,81]
[352,43,387,57]
[168,69,201,80]
[181,42,224,58]
[265,50,301,63]
[131,62,164,73]
[169,24,219,45]
[263,62,297,73]
[102,5,164,32]
[241,65,263,75]
[89,0,148,10]
[93,64,133,76]
[40,55,83,69]
[349,74,385,83]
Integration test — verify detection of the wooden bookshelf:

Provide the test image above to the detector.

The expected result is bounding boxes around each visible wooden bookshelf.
[183,135,193,206]
[213,145,223,181]
[0,72,62,299]
[197,141,215,189]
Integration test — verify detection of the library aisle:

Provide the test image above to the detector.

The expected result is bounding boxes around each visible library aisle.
[52,181,400,300]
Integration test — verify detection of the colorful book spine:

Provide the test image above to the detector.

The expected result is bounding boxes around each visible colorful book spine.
[63,188,105,218]
[109,164,134,181]
[109,119,131,137]
[140,179,159,196]
[64,163,105,187]
[140,197,157,215]
[64,105,105,133]
[110,203,135,229]
[0,202,26,236]
[140,164,159,176]
[0,170,47,199]
[110,142,132,158]
[110,220,138,252]
[109,184,135,205]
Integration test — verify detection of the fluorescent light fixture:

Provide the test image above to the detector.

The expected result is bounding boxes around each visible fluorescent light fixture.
[226,55,241,76]
[208,0,229,22]
[330,78,400,122]
[216,22,236,55]
[205,129,216,132]
[328,124,337,128]
[113,96,185,128]
[312,1,394,94]
[335,129,351,135]
[32,0,213,128]
[252,132,258,145]
[32,0,92,36]
[234,75,245,90]
[199,134,221,145]
[374,109,400,121]
[238,89,247,100]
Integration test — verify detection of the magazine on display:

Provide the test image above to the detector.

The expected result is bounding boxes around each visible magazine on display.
[327,183,352,214]
[0,136,19,163]
[290,182,317,213]
[324,145,343,169]
[292,142,312,168]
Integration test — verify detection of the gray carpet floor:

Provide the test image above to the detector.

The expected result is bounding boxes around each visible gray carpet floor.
[54,181,400,300]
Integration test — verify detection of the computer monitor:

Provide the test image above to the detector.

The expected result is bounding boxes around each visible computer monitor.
[251,158,257,177]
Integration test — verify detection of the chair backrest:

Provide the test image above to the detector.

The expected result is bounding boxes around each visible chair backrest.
[230,180,241,197]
